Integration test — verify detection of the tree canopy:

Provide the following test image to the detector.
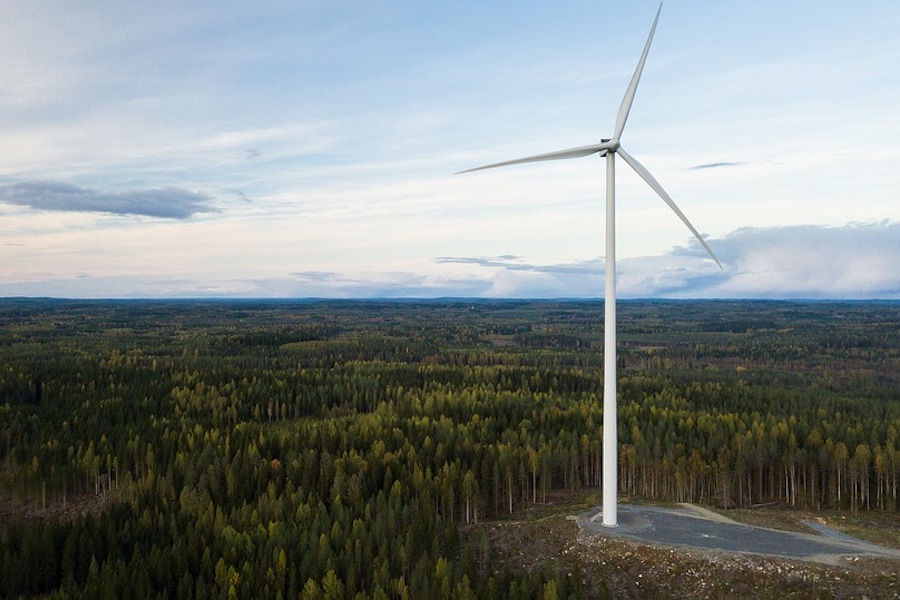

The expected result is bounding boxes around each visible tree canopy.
[1,299,898,598]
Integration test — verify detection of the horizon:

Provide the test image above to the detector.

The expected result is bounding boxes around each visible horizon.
[2,1,899,300]
[3,296,899,304]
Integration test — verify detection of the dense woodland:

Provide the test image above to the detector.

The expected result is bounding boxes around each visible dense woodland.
[1,298,899,598]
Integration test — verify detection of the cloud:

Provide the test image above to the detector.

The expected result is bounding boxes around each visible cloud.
[2,223,897,300]
[689,162,742,170]
[436,255,599,277]
[0,181,217,219]
[228,189,253,204]
[282,270,491,298]
[434,222,900,299]
[436,255,606,297]
[693,221,900,299]
[290,271,353,283]
[436,256,519,268]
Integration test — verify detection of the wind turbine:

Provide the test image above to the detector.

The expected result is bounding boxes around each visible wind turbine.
[456,3,722,527]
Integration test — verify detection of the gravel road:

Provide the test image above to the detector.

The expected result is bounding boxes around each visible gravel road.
[576,504,900,565]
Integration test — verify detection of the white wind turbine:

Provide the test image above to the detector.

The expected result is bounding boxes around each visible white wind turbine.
[456,3,722,527]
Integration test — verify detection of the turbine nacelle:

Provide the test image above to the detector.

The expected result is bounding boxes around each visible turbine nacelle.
[601,138,620,153]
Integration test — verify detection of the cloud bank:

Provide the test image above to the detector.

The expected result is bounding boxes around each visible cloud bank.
[697,221,900,299]
[0,222,896,299]
[0,181,216,219]
[437,222,900,299]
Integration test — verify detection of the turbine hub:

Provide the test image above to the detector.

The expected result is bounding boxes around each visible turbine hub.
[602,138,620,152]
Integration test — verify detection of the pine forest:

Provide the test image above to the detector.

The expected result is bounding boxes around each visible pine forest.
[1,298,899,598]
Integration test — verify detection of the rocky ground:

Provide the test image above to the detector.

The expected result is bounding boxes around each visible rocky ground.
[482,494,900,599]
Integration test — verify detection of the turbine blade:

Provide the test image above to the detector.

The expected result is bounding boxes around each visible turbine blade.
[613,3,663,140]
[455,142,611,175]
[618,146,724,269]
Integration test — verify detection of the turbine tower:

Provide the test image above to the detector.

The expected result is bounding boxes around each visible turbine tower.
[457,3,722,527]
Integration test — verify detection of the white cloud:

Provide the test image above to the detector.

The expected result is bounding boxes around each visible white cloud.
[432,222,900,299]
[697,222,900,299]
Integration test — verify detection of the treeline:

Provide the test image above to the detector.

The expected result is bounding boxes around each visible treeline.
[1,299,899,598]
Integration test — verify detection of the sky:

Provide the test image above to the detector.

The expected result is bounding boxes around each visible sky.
[1,1,899,299]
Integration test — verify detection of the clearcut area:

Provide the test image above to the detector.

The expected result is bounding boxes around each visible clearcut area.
[576,504,900,566]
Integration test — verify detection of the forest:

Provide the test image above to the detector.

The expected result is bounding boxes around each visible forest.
[1,298,898,598]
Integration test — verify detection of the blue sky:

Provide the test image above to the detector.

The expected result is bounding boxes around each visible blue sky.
[1,1,898,299]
